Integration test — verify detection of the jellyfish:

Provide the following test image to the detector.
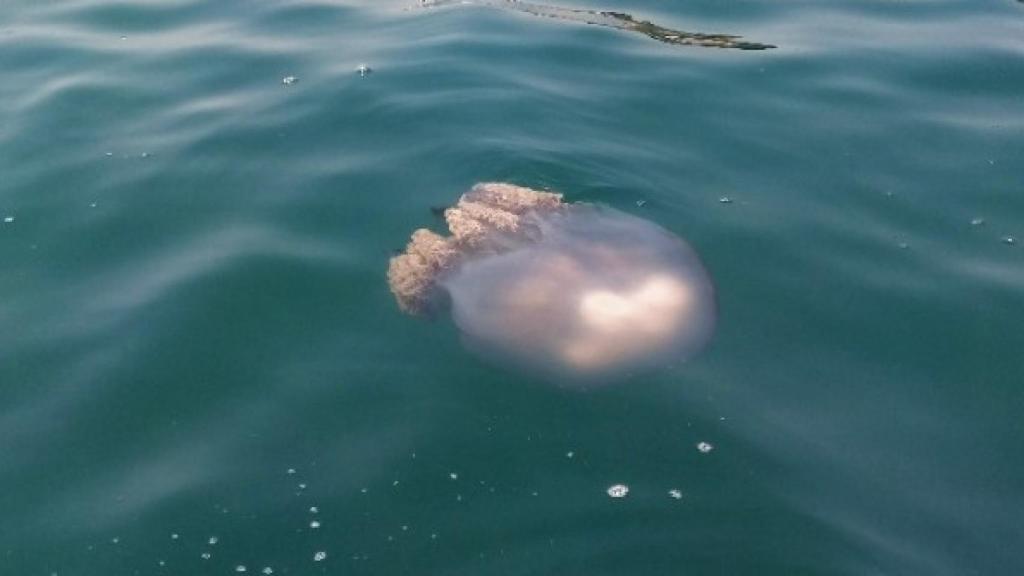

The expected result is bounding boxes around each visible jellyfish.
[388,183,716,384]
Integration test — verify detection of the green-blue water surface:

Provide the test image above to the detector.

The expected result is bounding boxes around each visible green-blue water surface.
[1,1,1022,574]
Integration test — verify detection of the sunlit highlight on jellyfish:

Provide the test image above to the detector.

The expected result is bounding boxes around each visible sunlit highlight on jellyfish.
[387,183,716,384]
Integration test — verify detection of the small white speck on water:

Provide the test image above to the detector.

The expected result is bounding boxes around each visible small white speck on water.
[449,472,458,480]
[120,35,127,40]
[1002,236,1016,245]
[298,483,307,490]
[309,520,321,529]
[158,560,165,567]
[697,441,714,453]
[170,533,179,540]
[314,551,327,562]
[392,480,399,486]
[668,489,683,500]
[287,468,296,475]
[105,152,113,157]
[566,451,574,458]
[719,196,733,204]
[431,533,438,540]
[309,506,318,514]
[208,536,218,546]
[360,488,368,493]
[235,565,247,573]
[898,241,909,250]
[635,199,647,208]
[140,152,150,159]
[111,537,120,544]
[971,217,985,226]
[201,552,211,560]
[356,64,372,76]
[401,525,409,531]
[606,484,629,498]
[3,216,13,223]
[262,568,274,575]
[89,202,97,208]
[281,75,298,85]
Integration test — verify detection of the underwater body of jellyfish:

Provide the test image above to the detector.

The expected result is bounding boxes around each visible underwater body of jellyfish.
[388,183,716,385]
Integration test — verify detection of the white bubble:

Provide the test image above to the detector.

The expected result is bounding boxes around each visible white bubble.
[606,484,629,498]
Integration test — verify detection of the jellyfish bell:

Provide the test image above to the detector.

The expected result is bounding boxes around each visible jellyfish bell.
[388,183,716,385]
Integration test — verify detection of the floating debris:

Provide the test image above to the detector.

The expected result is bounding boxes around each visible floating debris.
[309,506,319,514]
[235,566,247,573]
[1002,235,1016,246]
[635,199,647,208]
[419,1,775,49]
[314,551,327,562]
[3,216,13,223]
[449,472,458,480]
[262,568,273,576]
[357,64,372,76]
[310,520,321,529]
[566,451,574,458]
[170,533,179,540]
[105,152,113,157]
[718,196,733,204]
[208,536,219,545]
[668,489,683,499]
[971,217,985,226]
[201,552,211,560]
[287,468,296,475]
[281,75,298,86]
[606,484,629,498]
[696,441,714,453]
